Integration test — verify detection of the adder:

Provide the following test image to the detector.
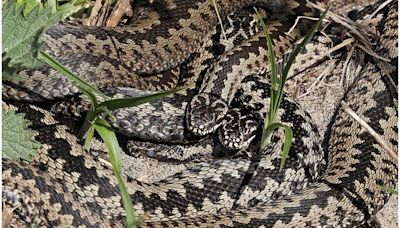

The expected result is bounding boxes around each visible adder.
[2,0,398,227]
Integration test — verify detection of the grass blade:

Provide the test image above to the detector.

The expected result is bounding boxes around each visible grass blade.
[275,9,328,121]
[83,124,95,150]
[255,8,277,90]
[281,8,329,80]
[255,8,278,121]
[98,87,186,111]
[264,123,293,171]
[378,185,398,195]
[93,118,138,227]
[211,0,227,40]
[38,51,108,100]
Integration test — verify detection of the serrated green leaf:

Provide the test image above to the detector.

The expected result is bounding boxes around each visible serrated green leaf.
[2,0,62,78]
[16,0,42,16]
[54,0,91,19]
[2,109,41,161]
[2,0,88,80]
[2,57,22,81]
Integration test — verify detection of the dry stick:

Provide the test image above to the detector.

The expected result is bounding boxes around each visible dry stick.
[291,37,353,92]
[298,60,337,99]
[355,43,390,62]
[106,0,132,27]
[212,0,227,40]
[340,43,357,86]
[363,0,393,21]
[296,38,354,76]
[85,0,103,26]
[286,16,329,35]
[97,0,112,27]
[341,101,398,162]
[378,62,398,90]
[344,60,363,89]
[307,1,390,62]
[2,205,18,228]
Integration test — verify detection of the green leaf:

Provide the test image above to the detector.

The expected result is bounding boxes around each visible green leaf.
[2,108,41,161]
[49,0,90,19]
[92,118,138,227]
[255,8,277,93]
[16,0,42,16]
[2,1,62,76]
[257,8,327,159]
[2,0,88,80]
[263,123,293,171]
[275,10,328,129]
[93,118,121,171]
[2,58,22,81]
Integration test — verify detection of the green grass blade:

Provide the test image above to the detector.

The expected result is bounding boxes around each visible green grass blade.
[264,122,293,171]
[83,124,95,150]
[38,51,108,100]
[378,185,398,195]
[256,7,282,153]
[98,87,186,111]
[255,8,277,94]
[93,118,121,170]
[274,8,328,120]
[93,118,138,227]
[255,7,280,126]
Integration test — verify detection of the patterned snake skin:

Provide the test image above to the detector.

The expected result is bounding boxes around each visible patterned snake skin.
[2,0,398,227]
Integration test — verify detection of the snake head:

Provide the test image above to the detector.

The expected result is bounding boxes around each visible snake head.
[218,108,260,150]
[187,93,229,136]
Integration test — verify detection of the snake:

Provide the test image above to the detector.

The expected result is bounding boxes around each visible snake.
[2,0,398,227]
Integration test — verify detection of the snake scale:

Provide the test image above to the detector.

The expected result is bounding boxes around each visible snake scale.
[2,0,398,227]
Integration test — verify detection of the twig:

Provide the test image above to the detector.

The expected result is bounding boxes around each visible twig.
[298,60,337,99]
[363,0,393,21]
[212,0,227,40]
[106,0,132,27]
[355,43,390,62]
[286,16,329,35]
[295,38,353,79]
[327,38,354,55]
[2,205,18,228]
[340,43,356,86]
[97,0,112,27]
[341,101,398,162]
[85,0,103,26]
[307,1,390,62]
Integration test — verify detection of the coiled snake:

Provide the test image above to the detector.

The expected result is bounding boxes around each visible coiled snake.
[2,0,398,227]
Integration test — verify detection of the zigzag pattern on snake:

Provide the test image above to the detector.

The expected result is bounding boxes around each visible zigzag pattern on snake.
[2,0,398,227]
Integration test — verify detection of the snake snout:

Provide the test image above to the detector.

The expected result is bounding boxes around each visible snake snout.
[187,94,229,136]
[219,109,260,150]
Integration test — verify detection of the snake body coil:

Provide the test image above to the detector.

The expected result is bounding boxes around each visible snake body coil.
[2,0,398,227]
